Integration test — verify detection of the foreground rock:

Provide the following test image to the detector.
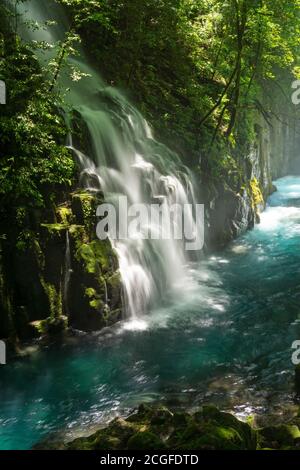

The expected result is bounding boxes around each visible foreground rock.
[35,404,300,450]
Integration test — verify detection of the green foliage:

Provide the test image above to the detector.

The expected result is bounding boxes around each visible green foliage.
[1,0,300,228]
[0,6,76,232]
[59,0,114,30]
[60,0,300,182]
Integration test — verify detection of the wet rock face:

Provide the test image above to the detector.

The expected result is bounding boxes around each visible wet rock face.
[0,190,122,340]
[68,234,122,332]
[36,403,300,451]
[204,114,299,249]
[208,186,255,248]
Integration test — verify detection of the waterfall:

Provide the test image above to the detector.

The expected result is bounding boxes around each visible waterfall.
[19,0,202,326]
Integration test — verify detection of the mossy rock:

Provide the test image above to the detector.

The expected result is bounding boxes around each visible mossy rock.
[93,435,122,451]
[2,190,121,338]
[107,308,122,324]
[171,421,245,450]
[107,271,121,290]
[68,224,87,251]
[127,403,153,423]
[77,240,115,274]
[41,281,63,319]
[30,316,68,336]
[67,435,97,451]
[56,206,73,225]
[250,177,264,213]
[258,424,300,449]
[71,190,101,234]
[170,405,257,450]
[60,404,260,451]
[172,411,191,428]
[42,403,300,451]
[127,431,166,450]
[68,236,121,331]
[201,405,257,450]
[40,223,67,239]
[150,406,174,426]
[69,418,138,451]
[128,403,172,426]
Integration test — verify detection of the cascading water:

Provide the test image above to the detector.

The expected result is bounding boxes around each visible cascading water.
[19,0,201,326]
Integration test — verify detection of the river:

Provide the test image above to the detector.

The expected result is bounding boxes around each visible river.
[1,176,300,449]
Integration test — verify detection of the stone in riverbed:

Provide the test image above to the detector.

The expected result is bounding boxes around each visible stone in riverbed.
[29,315,68,336]
[258,424,300,449]
[127,431,166,450]
[41,404,259,451]
[35,402,300,451]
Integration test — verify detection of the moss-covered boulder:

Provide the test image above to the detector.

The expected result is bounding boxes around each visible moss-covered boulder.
[127,431,166,450]
[54,192,123,331]
[71,191,100,237]
[169,405,257,450]
[47,404,259,451]
[36,402,300,451]
[0,189,122,341]
[258,424,300,449]
[68,417,139,451]
[30,315,68,337]
[68,236,122,331]
[56,206,74,225]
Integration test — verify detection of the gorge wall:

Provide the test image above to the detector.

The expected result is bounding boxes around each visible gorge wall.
[206,110,300,248]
